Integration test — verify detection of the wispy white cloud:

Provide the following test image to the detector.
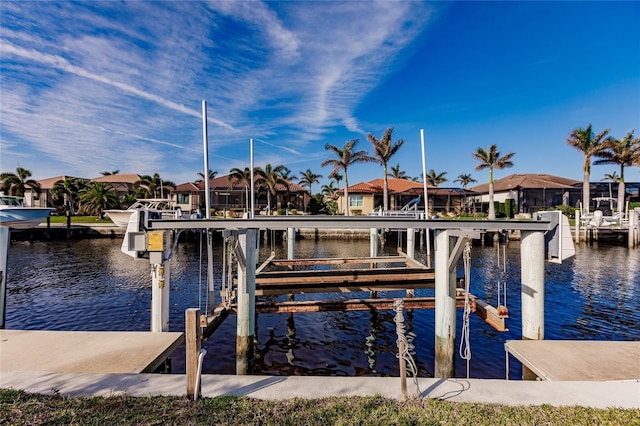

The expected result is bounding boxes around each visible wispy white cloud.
[0,0,433,182]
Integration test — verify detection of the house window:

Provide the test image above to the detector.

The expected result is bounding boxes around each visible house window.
[349,195,363,207]
[176,194,189,204]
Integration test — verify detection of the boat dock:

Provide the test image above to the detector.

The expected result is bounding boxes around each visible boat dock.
[505,340,640,381]
[0,330,183,374]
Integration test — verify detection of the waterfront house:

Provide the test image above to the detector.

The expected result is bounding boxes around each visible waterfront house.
[172,174,310,215]
[470,174,581,214]
[26,175,79,209]
[27,174,141,211]
[336,178,476,215]
[90,174,141,200]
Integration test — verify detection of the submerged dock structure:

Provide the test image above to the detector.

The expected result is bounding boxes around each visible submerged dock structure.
[119,211,576,396]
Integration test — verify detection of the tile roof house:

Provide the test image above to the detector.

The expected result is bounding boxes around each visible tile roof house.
[26,174,141,211]
[172,174,310,215]
[337,178,477,215]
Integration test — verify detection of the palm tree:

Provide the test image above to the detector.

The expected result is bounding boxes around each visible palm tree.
[298,169,323,195]
[454,173,477,213]
[367,128,405,211]
[472,144,515,220]
[601,171,619,202]
[566,124,610,215]
[321,181,340,201]
[329,171,343,186]
[0,167,41,197]
[388,163,409,179]
[78,182,119,218]
[426,169,448,187]
[255,164,288,214]
[135,173,176,198]
[197,169,218,181]
[100,170,120,176]
[594,130,639,218]
[321,139,371,216]
[229,166,254,212]
[51,177,89,214]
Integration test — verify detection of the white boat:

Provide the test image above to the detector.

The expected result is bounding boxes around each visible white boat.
[104,199,184,228]
[0,192,55,229]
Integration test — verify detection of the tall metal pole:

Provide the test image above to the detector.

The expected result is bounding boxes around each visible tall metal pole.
[202,101,212,219]
[202,100,214,313]
[420,129,431,268]
[250,138,255,219]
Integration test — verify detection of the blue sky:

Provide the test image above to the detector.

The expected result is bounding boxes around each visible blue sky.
[1,1,639,189]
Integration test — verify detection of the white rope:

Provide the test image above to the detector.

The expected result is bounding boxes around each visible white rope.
[459,241,472,378]
[393,299,421,396]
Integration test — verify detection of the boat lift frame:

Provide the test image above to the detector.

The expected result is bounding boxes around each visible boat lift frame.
[123,212,573,380]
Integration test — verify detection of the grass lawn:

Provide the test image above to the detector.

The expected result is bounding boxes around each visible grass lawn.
[1,390,638,425]
[46,215,114,224]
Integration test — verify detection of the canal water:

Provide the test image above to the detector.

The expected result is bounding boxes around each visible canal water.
[5,235,640,379]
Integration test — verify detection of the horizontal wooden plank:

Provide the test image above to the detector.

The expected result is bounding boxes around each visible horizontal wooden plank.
[235,296,470,313]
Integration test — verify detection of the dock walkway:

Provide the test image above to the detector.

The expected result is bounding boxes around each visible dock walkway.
[0,330,183,374]
[505,340,640,381]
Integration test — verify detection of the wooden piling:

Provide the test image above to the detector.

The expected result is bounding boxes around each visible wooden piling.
[0,227,10,329]
[287,228,295,260]
[186,308,202,399]
[434,230,457,378]
[236,229,257,375]
[520,230,545,380]
[369,228,378,258]
[406,228,415,259]
[151,231,170,332]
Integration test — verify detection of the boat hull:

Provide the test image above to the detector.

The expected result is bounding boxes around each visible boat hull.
[104,210,134,228]
[0,208,55,229]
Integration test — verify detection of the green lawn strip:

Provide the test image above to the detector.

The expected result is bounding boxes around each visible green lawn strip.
[46,216,113,224]
[1,390,638,425]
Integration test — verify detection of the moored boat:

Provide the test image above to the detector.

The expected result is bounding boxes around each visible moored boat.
[104,198,184,228]
[0,192,54,229]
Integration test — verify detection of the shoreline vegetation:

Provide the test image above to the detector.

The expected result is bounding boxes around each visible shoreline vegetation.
[1,390,638,425]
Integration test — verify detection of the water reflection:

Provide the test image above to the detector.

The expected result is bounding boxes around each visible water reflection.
[5,236,640,378]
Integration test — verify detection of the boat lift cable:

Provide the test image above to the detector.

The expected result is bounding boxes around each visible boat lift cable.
[496,235,508,318]
[198,230,203,314]
[459,241,472,379]
[221,235,233,309]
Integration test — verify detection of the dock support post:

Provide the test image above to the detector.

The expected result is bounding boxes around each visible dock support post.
[237,229,257,375]
[287,227,296,260]
[520,230,545,380]
[434,230,457,378]
[574,209,580,243]
[151,231,170,332]
[407,228,415,259]
[370,228,378,258]
[186,308,202,399]
[628,209,637,249]
[0,227,10,329]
